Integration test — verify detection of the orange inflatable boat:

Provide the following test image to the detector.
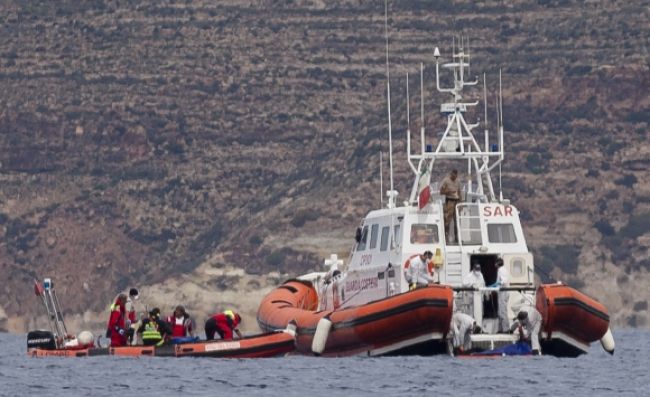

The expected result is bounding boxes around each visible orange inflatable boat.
[256,279,454,356]
[536,284,613,357]
[27,330,296,358]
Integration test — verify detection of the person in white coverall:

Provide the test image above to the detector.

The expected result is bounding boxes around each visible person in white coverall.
[463,262,487,317]
[463,263,485,287]
[511,306,543,354]
[405,251,434,289]
[451,312,477,353]
[489,259,510,332]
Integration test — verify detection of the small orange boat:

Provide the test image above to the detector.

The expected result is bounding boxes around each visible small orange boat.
[536,284,614,357]
[28,330,296,358]
[256,279,453,356]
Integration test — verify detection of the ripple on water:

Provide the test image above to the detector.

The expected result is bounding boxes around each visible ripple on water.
[1,330,648,397]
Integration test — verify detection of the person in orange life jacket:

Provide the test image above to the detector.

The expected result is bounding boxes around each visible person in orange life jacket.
[107,294,128,347]
[107,287,140,345]
[166,305,194,338]
[109,288,139,325]
[204,310,243,340]
[137,308,172,346]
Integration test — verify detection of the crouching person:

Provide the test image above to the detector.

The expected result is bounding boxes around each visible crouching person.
[204,310,243,340]
[511,306,543,355]
[450,312,480,355]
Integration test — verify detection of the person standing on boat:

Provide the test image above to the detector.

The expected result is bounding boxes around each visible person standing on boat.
[405,251,435,289]
[205,310,243,340]
[463,262,487,315]
[511,307,543,355]
[463,262,486,288]
[107,294,128,347]
[125,288,139,323]
[440,169,462,243]
[108,287,140,345]
[450,312,479,354]
[489,259,510,332]
[125,288,140,345]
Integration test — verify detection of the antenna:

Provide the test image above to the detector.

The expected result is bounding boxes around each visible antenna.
[498,69,504,202]
[380,152,384,206]
[467,36,471,76]
[406,73,411,159]
[406,73,410,127]
[384,0,394,204]
[483,73,488,152]
[420,63,425,155]
[499,69,504,127]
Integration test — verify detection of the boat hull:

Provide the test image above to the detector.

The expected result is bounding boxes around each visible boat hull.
[536,283,610,356]
[257,279,453,356]
[27,331,295,358]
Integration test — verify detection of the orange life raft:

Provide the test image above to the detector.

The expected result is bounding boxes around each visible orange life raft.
[256,279,453,356]
[28,331,296,358]
[536,283,610,344]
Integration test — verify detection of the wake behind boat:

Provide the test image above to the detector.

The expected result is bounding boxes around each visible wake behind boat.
[257,32,615,357]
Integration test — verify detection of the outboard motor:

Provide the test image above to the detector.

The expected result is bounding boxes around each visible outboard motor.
[27,330,57,350]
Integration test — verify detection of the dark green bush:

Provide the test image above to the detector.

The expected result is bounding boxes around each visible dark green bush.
[537,244,580,274]
[266,250,286,267]
[594,220,615,236]
[249,235,263,245]
[615,174,637,188]
[291,208,320,228]
[619,214,650,239]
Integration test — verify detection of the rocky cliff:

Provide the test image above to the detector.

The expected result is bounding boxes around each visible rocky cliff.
[0,0,648,333]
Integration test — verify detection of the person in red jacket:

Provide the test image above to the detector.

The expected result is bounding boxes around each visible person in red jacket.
[107,294,128,347]
[167,305,194,338]
[204,310,242,340]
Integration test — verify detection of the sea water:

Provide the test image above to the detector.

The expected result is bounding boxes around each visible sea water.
[0,329,645,397]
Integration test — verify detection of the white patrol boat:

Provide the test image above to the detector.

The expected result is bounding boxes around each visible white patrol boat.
[259,35,615,357]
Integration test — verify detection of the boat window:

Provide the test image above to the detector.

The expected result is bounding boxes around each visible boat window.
[357,226,368,251]
[487,224,517,243]
[380,226,390,251]
[410,224,439,244]
[370,224,379,249]
[391,224,401,249]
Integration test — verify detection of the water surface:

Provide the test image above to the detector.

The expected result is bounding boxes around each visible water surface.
[1,329,644,397]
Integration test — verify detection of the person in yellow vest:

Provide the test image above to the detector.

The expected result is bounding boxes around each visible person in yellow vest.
[137,308,171,346]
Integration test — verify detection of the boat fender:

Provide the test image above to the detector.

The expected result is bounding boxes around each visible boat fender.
[284,320,298,338]
[311,316,332,355]
[77,330,95,347]
[600,327,615,355]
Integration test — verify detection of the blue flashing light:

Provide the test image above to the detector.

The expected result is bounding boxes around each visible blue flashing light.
[426,144,433,152]
[491,143,499,152]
